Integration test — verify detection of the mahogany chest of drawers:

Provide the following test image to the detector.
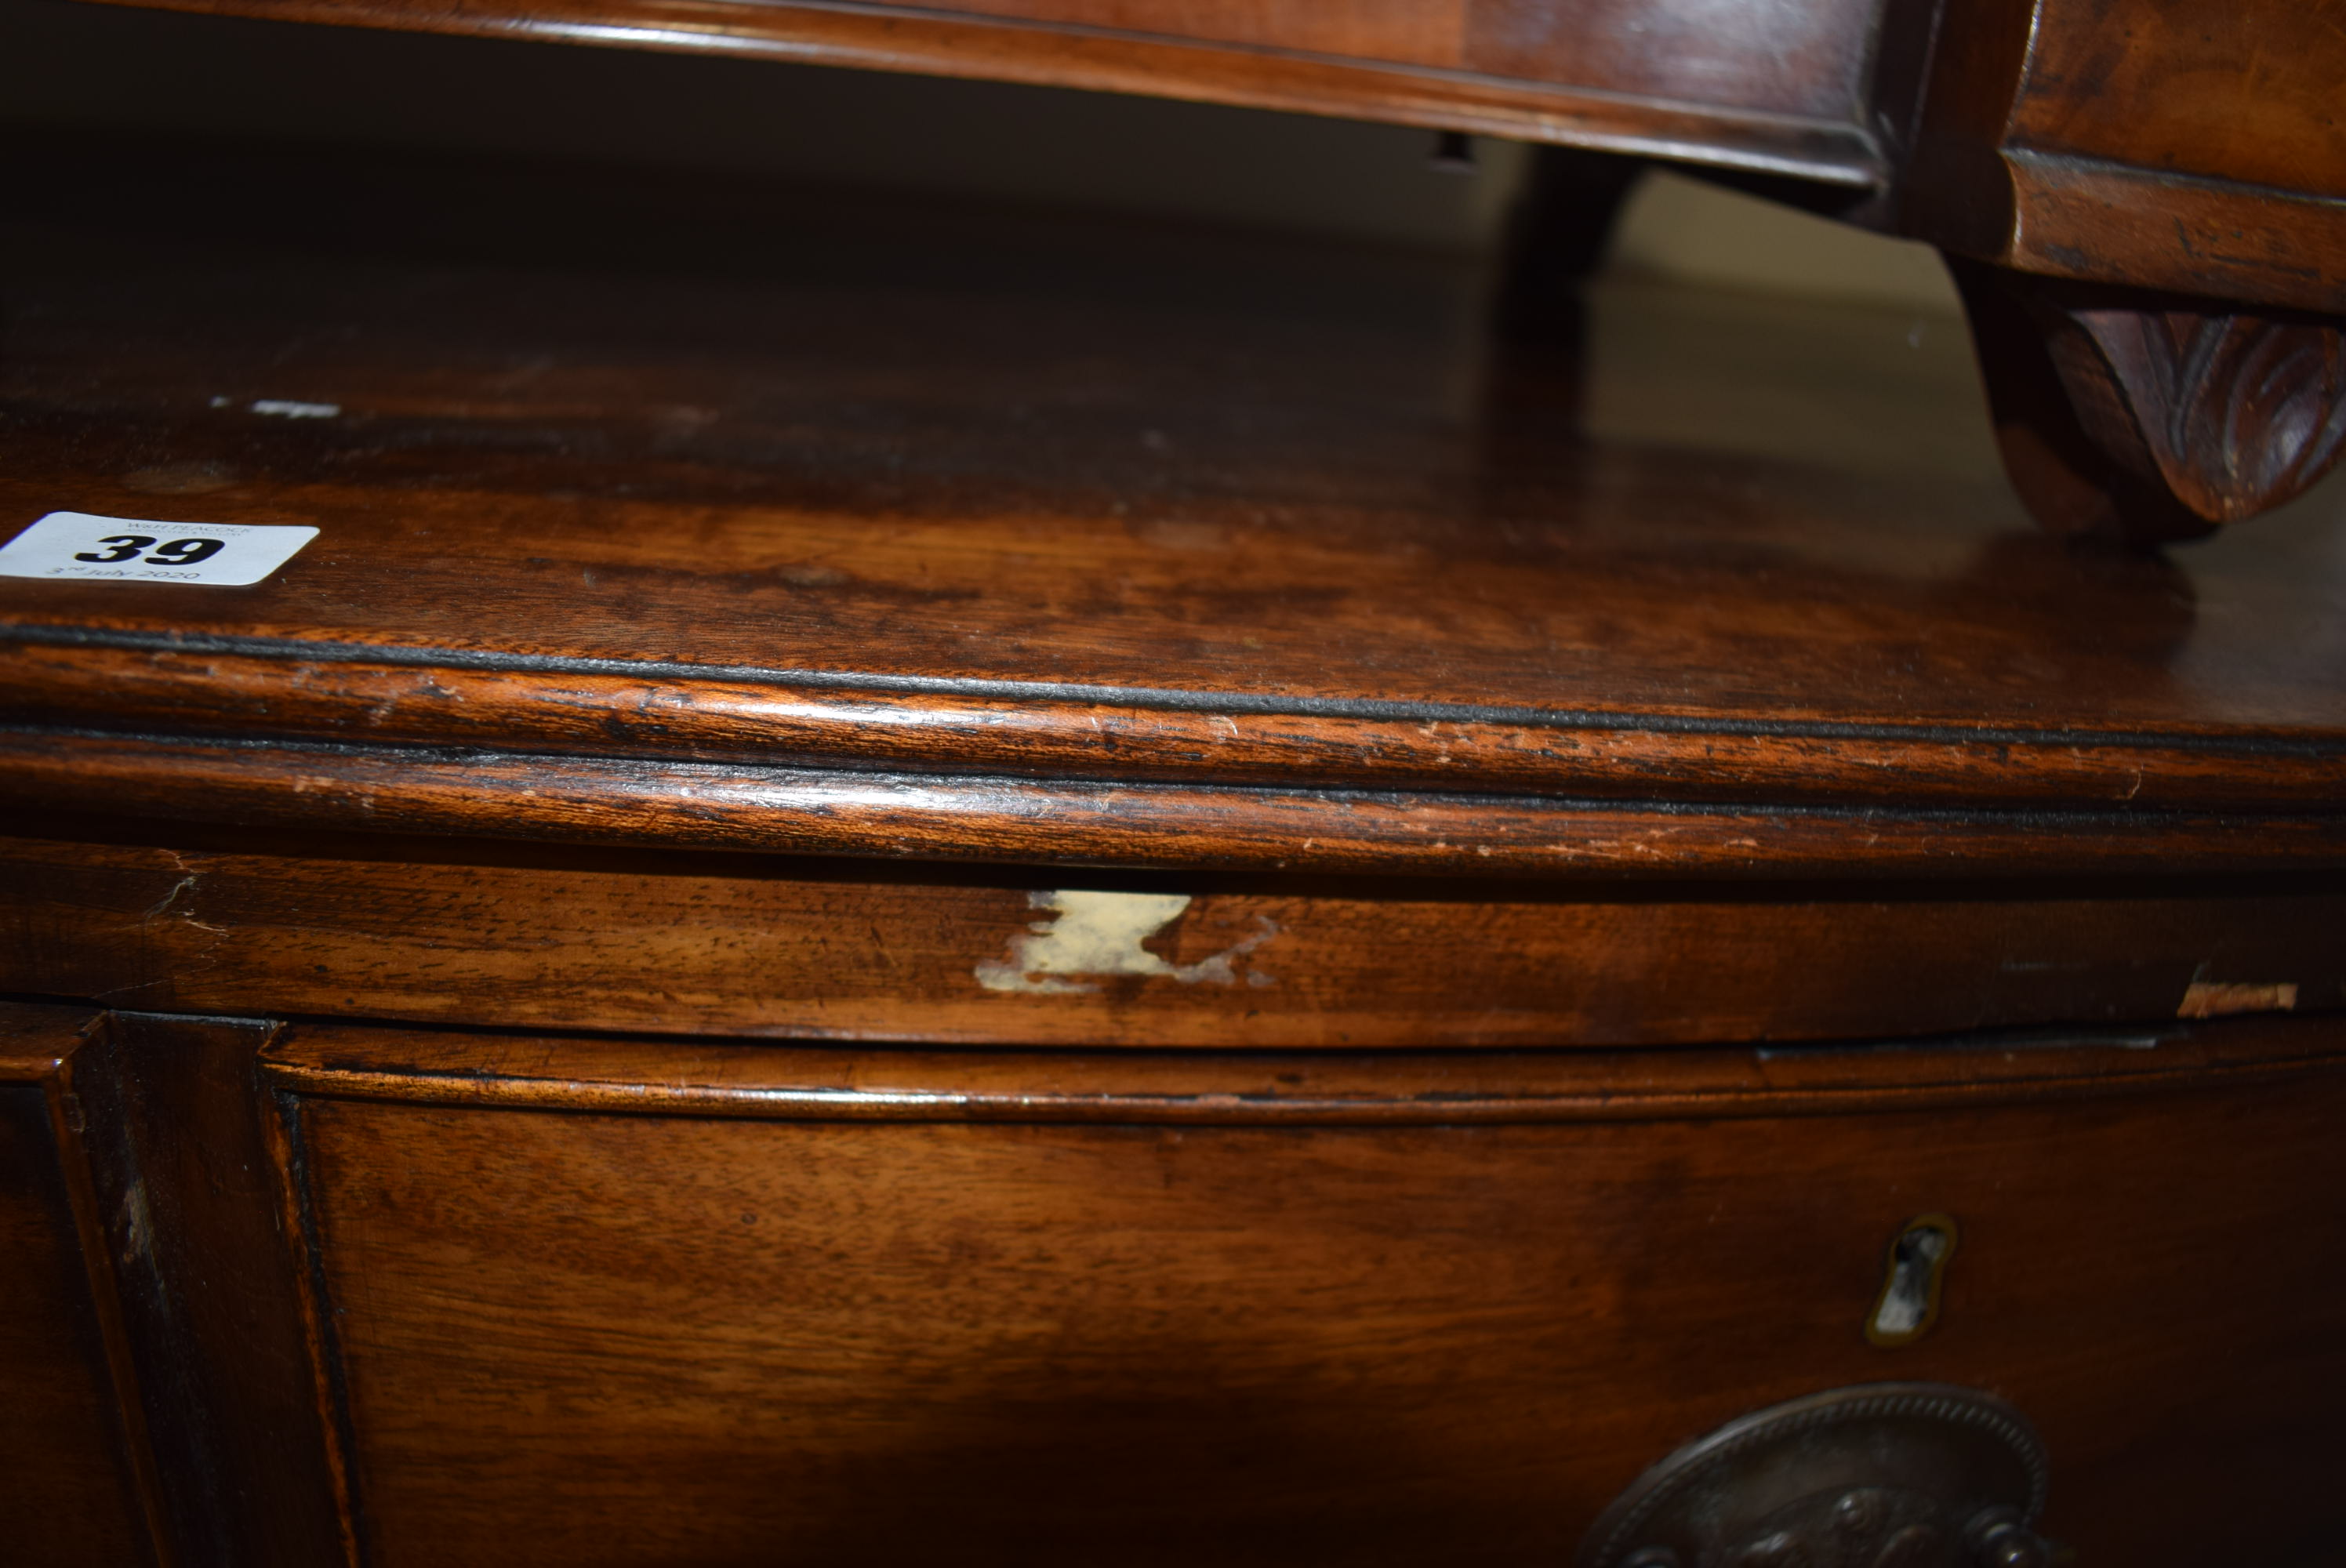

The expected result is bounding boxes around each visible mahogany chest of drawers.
[4,18,2346,1562]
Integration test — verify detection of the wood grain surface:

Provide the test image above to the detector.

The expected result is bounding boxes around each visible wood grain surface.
[0,1004,163,1568]
[69,0,2346,312]
[5,50,2345,1568]
[18,637,2346,813]
[916,0,1468,67]
[13,727,2346,880]
[3,138,2344,877]
[1992,152,2346,314]
[65,1013,350,1568]
[1465,0,1884,122]
[1905,0,2346,311]
[263,1013,2346,1566]
[6,829,2340,1046]
[2006,0,2346,203]
[70,0,1887,183]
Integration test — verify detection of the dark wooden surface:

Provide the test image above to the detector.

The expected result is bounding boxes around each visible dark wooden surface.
[69,0,1888,185]
[5,829,2336,1047]
[2006,0,2346,201]
[3,140,2344,878]
[16,999,2346,1563]
[67,0,2346,545]
[0,141,2337,739]
[5,117,2346,1568]
[1903,0,2346,313]
[66,0,2346,314]
[66,1012,352,1568]
[0,1004,161,1568]
[260,1013,2346,1566]
[16,727,2346,880]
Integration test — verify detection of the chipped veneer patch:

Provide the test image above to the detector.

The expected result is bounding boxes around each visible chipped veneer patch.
[2177,980,2299,1019]
[975,890,1278,995]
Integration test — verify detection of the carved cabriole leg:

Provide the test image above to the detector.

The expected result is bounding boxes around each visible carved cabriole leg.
[1951,260,2346,546]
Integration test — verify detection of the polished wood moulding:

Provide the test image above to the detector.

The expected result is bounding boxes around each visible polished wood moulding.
[263,1010,2346,1122]
[12,727,2346,881]
[13,635,2346,813]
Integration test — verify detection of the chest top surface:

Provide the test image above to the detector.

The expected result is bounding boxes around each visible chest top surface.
[2,140,2343,876]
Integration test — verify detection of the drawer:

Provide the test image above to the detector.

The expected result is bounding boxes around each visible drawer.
[241,1016,2346,1566]
[9,831,2341,1048]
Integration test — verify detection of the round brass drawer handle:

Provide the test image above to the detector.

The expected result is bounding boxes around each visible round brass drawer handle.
[1578,1383,2054,1568]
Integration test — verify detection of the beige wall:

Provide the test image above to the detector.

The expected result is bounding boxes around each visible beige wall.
[1605,170,1963,315]
[1584,172,1989,484]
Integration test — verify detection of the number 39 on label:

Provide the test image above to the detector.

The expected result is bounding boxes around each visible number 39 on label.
[0,512,319,586]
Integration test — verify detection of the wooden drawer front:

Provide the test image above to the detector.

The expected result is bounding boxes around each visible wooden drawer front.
[0,1006,155,1568]
[13,833,2344,1048]
[263,1021,2346,1566]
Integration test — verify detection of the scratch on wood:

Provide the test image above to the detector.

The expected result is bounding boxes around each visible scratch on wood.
[140,875,201,922]
[132,852,231,941]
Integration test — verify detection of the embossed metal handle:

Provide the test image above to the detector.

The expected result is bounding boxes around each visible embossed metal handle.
[1579,1384,2058,1568]
[1964,1507,2055,1568]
